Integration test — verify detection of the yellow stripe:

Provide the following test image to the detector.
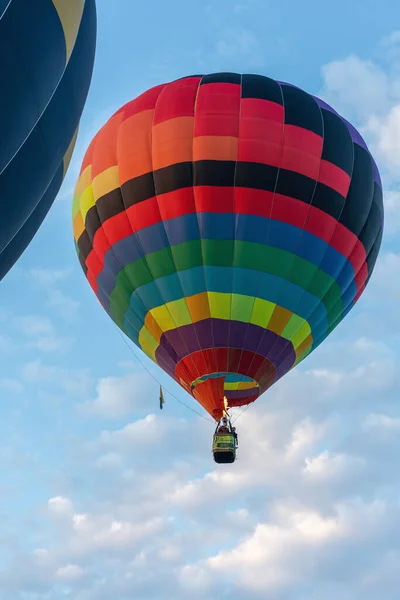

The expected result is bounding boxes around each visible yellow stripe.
[92,166,120,202]
[224,381,259,390]
[73,165,92,215]
[79,185,95,222]
[138,292,313,355]
[291,321,312,350]
[52,0,85,62]
[249,297,276,328]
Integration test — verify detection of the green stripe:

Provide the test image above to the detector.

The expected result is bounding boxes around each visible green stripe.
[109,239,344,327]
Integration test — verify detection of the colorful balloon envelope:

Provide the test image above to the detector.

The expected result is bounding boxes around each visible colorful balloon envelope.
[0,0,97,280]
[73,73,383,420]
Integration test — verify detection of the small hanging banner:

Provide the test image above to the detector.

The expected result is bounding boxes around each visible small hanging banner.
[159,385,165,410]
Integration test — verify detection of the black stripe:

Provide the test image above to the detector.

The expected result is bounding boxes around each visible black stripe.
[77,229,93,265]
[78,152,377,262]
[358,196,384,255]
[235,162,278,192]
[339,145,374,235]
[241,74,283,104]
[195,160,236,186]
[275,169,317,205]
[85,205,101,242]
[121,171,155,206]
[311,182,346,220]
[280,84,324,136]
[321,109,354,175]
[200,73,241,85]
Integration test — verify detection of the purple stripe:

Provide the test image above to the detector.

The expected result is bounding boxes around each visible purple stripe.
[225,388,259,400]
[155,319,296,371]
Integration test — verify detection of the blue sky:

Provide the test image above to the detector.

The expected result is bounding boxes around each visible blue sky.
[1,0,400,597]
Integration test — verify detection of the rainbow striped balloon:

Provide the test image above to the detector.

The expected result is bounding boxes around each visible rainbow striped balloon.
[73,73,383,420]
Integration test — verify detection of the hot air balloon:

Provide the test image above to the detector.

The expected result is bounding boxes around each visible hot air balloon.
[72,73,383,463]
[0,0,97,280]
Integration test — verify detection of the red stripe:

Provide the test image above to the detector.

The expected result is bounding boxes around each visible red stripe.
[353,285,365,304]
[238,121,284,166]
[332,223,366,271]
[238,99,284,167]
[174,348,273,389]
[103,211,133,246]
[255,359,278,390]
[235,188,274,217]
[84,189,366,279]
[281,125,323,180]
[284,125,323,157]
[152,77,201,124]
[86,250,103,290]
[319,159,351,198]
[158,188,196,220]
[87,269,98,295]
[227,348,243,373]
[194,83,241,138]
[127,197,161,232]
[241,98,284,122]
[194,186,234,212]
[122,84,167,120]
[354,261,368,291]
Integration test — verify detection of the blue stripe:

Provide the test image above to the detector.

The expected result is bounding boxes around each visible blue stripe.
[97,212,356,304]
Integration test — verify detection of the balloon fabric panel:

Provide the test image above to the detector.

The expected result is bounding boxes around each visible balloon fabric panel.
[73,73,383,420]
[0,0,96,280]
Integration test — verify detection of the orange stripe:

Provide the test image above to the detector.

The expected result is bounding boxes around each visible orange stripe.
[144,312,163,344]
[152,116,194,170]
[118,110,154,184]
[193,135,238,162]
[295,334,313,358]
[268,305,292,335]
[91,113,123,179]
[73,211,85,241]
[186,292,211,322]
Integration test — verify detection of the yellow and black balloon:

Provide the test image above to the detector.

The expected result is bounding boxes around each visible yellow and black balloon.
[0,0,96,279]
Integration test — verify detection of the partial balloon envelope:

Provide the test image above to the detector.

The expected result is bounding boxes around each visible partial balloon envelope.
[0,0,97,280]
[73,73,383,420]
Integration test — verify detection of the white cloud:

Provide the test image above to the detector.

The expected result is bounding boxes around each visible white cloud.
[28,267,72,287]
[17,315,54,337]
[384,190,400,234]
[321,55,394,119]
[55,564,85,581]
[48,497,74,518]
[80,372,155,419]
[27,267,80,321]
[16,315,75,353]
[320,47,400,182]
[22,359,92,397]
